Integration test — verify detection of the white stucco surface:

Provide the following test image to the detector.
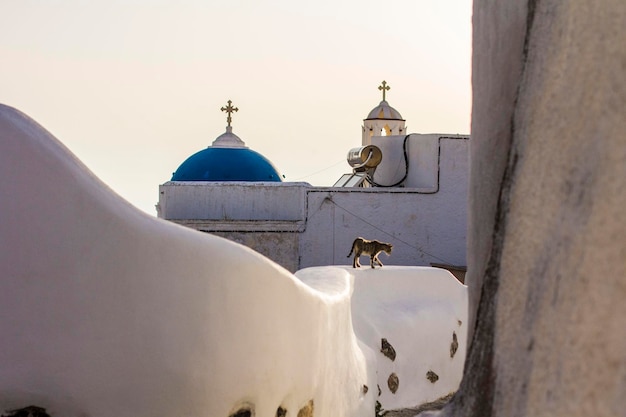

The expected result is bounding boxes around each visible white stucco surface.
[159,181,308,221]
[0,104,467,416]
[298,266,468,412]
[372,134,468,190]
[0,104,367,417]
[159,135,469,272]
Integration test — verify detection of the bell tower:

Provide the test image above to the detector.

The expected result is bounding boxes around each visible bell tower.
[362,81,406,146]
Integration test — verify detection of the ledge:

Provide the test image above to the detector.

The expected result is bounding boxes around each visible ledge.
[171,219,306,233]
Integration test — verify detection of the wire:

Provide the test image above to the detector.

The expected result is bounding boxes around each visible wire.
[291,160,346,181]
[367,134,410,187]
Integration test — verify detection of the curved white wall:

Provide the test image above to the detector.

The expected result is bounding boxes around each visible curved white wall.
[0,105,467,417]
[0,105,368,417]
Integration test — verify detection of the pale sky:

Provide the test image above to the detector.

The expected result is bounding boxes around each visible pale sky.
[0,0,472,215]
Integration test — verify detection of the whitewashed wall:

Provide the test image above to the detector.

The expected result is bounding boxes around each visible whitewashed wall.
[0,105,372,417]
[159,182,307,222]
[159,136,469,272]
[0,105,470,416]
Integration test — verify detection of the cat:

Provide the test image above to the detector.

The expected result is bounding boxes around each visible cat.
[347,237,393,269]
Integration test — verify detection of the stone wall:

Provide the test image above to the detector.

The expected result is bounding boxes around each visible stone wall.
[432,1,626,416]
[212,231,301,273]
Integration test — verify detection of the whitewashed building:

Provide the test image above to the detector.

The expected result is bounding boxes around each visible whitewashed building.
[0,104,468,417]
[158,85,469,275]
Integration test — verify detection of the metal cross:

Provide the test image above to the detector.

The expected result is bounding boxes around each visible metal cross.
[378,81,390,101]
[220,100,239,127]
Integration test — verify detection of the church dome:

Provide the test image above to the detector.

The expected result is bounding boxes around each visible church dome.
[171,146,282,182]
[365,100,405,121]
[171,100,282,182]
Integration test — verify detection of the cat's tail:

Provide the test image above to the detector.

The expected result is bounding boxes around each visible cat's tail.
[347,240,355,257]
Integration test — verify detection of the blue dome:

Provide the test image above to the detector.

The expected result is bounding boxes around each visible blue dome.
[171,147,283,182]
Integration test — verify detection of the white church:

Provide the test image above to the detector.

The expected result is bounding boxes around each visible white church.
[157,82,470,277]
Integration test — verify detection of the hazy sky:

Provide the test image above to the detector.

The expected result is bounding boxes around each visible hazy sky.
[1,0,472,215]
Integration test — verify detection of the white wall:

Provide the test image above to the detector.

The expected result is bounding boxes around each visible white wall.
[159,136,469,272]
[298,266,468,412]
[0,105,369,417]
[159,181,307,221]
[0,104,468,416]
[372,134,468,189]
[300,187,467,269]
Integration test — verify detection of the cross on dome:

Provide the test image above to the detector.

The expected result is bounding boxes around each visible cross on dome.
[378,81,390,102]
[212,99,246,148]
[220,100,238,128]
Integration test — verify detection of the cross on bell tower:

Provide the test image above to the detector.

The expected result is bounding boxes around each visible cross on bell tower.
[378,81,390,102]
[221,100,238,128]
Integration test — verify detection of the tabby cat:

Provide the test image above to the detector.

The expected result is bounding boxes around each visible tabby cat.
[347,237,393,269]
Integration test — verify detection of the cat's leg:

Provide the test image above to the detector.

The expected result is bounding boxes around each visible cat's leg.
[353,255,359,268]
[375,255,384,267]
[370,255,376,268]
